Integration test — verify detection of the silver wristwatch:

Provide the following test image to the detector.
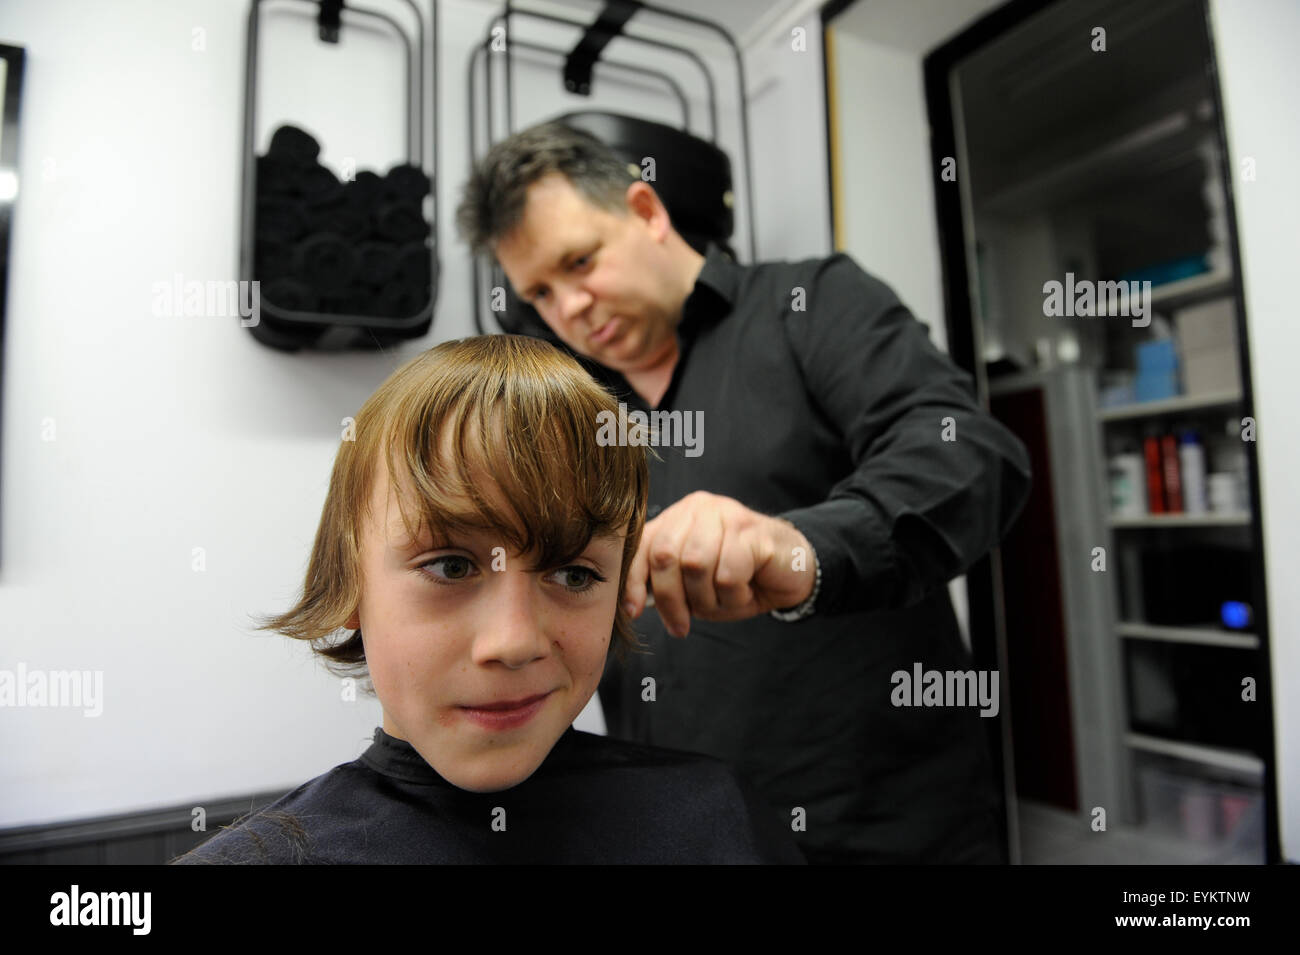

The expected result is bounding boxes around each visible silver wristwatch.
[769,538,821,622]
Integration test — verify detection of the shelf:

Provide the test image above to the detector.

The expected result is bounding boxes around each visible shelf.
[977,105,1215,217]
[1125,733,1264,775]
[1053,268,1233,320]
[1110,512,1250,528]
[1150,269,1233,308]
[1098,388,1242,421]
[1118,622,1259,650]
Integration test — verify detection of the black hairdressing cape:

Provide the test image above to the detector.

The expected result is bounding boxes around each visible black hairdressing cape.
[171,726,804,864]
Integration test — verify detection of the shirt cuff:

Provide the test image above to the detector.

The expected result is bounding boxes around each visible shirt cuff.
[776,498,903,616]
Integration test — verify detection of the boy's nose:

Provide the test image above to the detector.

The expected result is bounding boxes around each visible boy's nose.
[470,572,549,669]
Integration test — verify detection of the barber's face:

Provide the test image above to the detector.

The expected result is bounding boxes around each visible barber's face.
[493,173,682,373]
[345,445,624,793]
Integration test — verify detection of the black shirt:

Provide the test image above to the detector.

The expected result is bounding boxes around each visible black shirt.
[589,241,1032,863]
[170,726,805,864]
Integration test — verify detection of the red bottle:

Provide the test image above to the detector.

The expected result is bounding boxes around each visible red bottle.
[1143,435,1165,514]
[1160,433,1183,513]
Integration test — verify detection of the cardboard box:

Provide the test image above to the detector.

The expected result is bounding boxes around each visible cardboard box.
[1176,298,1237,352]
[1183,346,1240,395]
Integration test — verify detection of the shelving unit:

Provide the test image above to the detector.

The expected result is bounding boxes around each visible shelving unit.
[1109,512,1250,528]
[1097,389,1240,422]
[1117,621,1258,651]
[1096,327,1263,861]
[1125,733,1264,776]
[976,106,1211,218]
[937,0,1271,863]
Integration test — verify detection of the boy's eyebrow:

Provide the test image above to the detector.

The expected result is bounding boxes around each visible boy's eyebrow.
[391,524,622,553]
[393,534,431,554]
[388,521,437,553]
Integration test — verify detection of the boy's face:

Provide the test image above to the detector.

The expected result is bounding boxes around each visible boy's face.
[345,447,625,793]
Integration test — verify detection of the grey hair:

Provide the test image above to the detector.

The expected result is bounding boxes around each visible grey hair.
[455,120,639,259]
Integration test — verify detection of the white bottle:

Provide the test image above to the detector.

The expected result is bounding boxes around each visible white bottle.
[1109,452,1147,517]
[1178,431,1207,515]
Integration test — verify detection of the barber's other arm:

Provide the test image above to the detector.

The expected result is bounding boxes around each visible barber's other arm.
[622,256,1031,635]
[774,257,1032,617]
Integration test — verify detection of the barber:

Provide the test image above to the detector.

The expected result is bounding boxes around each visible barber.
[455,120,1032,864]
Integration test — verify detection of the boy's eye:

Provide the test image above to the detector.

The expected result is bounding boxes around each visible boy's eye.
[423,555,476,581]
[553,566,601,592]
[418,557,606,594]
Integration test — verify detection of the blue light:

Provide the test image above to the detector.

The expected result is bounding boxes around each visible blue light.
[1221,601,1252,630]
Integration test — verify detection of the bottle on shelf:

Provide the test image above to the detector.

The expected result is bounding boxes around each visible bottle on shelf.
[1143,433,1164,515]
[1160,433,1184,513]
[1109,446,1147,517]
[1179,429,1208,515]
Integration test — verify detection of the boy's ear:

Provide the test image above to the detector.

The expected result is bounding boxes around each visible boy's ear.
[345,610,360,629]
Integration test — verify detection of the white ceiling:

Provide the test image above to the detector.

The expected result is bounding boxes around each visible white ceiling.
[631,0,800,46]
[831,0,1006,55]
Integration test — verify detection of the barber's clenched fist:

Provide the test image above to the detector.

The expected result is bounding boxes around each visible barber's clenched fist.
[622,491,817,638]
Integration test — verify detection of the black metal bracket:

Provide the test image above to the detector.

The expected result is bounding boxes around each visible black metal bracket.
[240,0,442,350]
[318,0,345,43]
[562,0,641,96]
[467,0,757,337]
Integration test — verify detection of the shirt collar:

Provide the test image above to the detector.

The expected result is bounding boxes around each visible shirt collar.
[359,725,582,789]
[678,240,739,334]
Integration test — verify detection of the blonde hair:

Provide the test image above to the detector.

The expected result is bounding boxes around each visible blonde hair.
[254,335,650,688]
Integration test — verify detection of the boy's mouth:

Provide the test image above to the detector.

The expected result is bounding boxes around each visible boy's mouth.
[461,691,552,711]
[457,691,554,731]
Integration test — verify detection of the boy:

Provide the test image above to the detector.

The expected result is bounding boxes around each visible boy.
[172,335,802,863]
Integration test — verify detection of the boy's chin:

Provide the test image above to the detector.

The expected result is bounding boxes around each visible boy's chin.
[432,737,556,793]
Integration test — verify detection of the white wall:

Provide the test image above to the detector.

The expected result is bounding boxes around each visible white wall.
[0,0,829,829]
[825,0,1002,353]
[826,2,1003,649]
[827,28,949,351]
[1209,0,1300,864]
[745,12,832,261]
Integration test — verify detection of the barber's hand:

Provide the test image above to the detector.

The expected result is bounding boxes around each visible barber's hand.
[623,491,817,638]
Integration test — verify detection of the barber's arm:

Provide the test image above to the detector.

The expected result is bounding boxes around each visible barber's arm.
[774,255,1032,617]
[621,255,1031,637]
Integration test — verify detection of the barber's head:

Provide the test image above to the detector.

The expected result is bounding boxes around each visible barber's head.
[455,120,701,373]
